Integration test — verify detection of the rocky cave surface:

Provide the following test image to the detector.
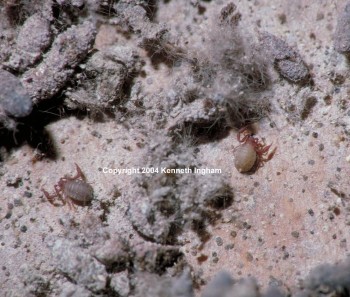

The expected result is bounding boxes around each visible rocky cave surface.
[1,0,350,296]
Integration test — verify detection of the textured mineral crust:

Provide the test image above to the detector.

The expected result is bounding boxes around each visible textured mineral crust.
[260,31,310,84]
[0,69,32,117]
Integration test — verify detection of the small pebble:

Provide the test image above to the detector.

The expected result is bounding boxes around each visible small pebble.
[259,32,310,84]
[23,191,32,198]
[91,130,102,138]
[243,222,251,229]
[0,69,33,117]
[215,237,223,246]
[230,231,237,238]
[283,252,289,260]
[291,231,300,238]
[246,252,254,262]
[20,225,27,233]
[333,207,340,215]
[225,244,234,250]
[14,199,23,207]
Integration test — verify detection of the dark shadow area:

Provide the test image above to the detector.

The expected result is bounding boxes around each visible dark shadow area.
[0,119,58,163]
[99,200,116,222]
[105,257,131,275]
[141,37,186,69]
[131,222,183,246]
[170,119,230,145]
[4,1,27,26]
[0,95,93,162]
[225,98,271,129]
[191,187,234,244]
[95,0,117,17]
[154,249,183,274]
[345,54,350,66]
[205,186,234,210]
[51,1,87,31]
[191,218,211,245]
[141,0,158,21]
[165,221,184,244]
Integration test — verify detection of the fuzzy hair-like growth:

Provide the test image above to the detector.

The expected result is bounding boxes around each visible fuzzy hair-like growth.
[147,2,272,140]
[184,3,271,128]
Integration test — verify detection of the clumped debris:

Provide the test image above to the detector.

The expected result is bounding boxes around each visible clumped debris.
[132,241,183,274]
[20,264,51,297]
[259,31,310,84]
[42,210,188,296]
[109,271,131,297]
[199,260,350,297]
[147,1,272,133]
[21,21,96,104]
[334,2,350,55]
[0,69,33,118]
[128,133,233,244]
[201,271,275,297]
[304,258,350,293]
[94,237,130,267]
[58,282,91,297]
[7,13,51,72]
[202,271,235,297]
[194,3,271,127]
[51,238,108,292]
[65,45,141,111]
